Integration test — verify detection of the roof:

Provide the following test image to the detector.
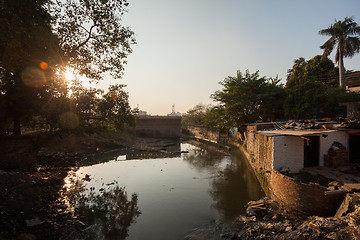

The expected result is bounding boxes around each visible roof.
[346,71,360,88]
[258,129,339,137]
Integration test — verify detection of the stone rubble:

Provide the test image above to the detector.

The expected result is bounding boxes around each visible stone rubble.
[216,195,360,240]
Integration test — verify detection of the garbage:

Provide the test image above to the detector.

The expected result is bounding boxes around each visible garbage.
[279,167,290,175]
[329,141,346,151]
[82,174,91,181]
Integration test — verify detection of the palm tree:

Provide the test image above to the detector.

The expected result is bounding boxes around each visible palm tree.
[319,17,360,92]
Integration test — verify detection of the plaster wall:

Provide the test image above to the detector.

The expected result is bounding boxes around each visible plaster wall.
[273,136,304,173]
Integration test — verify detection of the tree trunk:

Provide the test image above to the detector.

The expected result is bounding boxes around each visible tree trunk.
[338,51,346,93]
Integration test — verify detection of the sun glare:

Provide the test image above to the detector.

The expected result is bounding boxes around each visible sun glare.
[64,68,76,81]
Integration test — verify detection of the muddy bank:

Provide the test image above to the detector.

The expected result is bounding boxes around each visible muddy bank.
[186,195,360,240]
[0,131,183,240]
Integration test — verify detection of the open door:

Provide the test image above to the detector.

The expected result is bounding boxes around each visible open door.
[304,136,320,167]
[349,135,360,164]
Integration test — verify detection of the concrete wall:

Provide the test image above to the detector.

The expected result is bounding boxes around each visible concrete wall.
[273,136,304,173]
[136,116,182,138]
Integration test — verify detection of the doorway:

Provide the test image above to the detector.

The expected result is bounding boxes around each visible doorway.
[304,136,320,167]
[349,135,360,164]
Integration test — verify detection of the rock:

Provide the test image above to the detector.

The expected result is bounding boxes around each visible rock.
[25,217,42,227]
[285,226,292,232]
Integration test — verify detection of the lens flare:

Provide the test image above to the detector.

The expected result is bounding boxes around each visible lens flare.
[59,112,80,129]
[21,67,46,88]
[40,62,48,70]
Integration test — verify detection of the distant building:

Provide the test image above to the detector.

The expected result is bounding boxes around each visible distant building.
[136,116,182,138]
[167,104,182,117]
[137,110,148,116]
[346,71,360,92]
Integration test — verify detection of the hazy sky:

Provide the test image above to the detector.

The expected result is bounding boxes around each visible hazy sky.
[94,0,360,115]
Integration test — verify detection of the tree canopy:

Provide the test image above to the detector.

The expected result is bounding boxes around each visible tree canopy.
[52,0,136,80]
[0,0,136,134]
[284,55,359,119]
[211,70,286,128]
[319,17,360,91]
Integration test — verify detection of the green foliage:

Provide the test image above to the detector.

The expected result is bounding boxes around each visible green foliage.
[182,104,208,126]
[182,104,228,130]
[0,0,136,134]
[96,84,135,130]
[319,17,360,90]
[319,17,360,64]
[53,0,136,80]
[0,0,63,134]
[211,70,286,127]
[284,55,349,119]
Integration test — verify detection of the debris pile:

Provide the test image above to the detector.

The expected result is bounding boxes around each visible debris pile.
[324,142,349,168]
[339,119,360,129]
[217,195,360,239]
[282,120,325,130]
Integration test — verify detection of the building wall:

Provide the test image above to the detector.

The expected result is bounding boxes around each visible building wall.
[271,170,345,217]
[136,116,182,138]
[245,131,273,172]
[319,131,348,166]
[273,136,304,173]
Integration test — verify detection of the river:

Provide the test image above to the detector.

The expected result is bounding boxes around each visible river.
[63,142,264,239]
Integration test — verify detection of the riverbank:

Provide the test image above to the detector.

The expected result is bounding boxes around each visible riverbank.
[183,137,360,239]
[2,131,360,239]
[0,130,183,240]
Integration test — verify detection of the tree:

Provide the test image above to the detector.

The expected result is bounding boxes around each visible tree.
[52,0,136,81]
[97,84,135,130]
[0,0,136,134]
[182,104,208,126]
[211,70,286,127]
[319,17,360,92]
[285,55,341,119]
[0,0,63,134]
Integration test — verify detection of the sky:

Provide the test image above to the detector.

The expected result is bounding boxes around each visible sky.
[93,0,360,115]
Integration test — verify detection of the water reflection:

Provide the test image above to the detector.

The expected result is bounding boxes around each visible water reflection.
[209,151,264,221]
[62,142,264,240]
[183,144,265,222]
[67,183,141,240]
[83,142,182,166]
[182,143,226,173]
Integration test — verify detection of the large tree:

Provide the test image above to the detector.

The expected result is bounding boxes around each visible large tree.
[0,0,136,134]
[211,70,286,127]
[319,17,360,92]
[52,0,136,81]
[285,55,342,119]
[0,0,62,134]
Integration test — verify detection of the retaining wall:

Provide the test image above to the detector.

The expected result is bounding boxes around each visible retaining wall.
[271,170,345,217]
